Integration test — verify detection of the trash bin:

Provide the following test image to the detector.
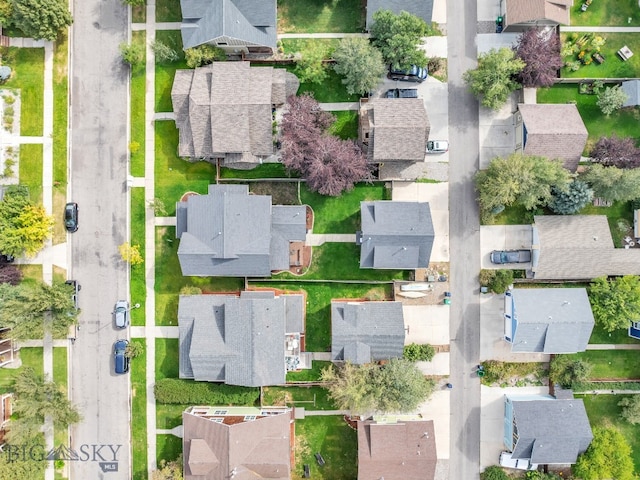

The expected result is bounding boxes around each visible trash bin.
[444,298,451,305]
[477,369,485,377]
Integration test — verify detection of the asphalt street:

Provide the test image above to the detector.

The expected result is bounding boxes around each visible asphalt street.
[446,0,482,478]
[68,0,131,478]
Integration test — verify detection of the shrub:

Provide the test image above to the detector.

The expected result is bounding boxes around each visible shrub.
[403,343,436,362]
[548,180,593,215]
[119,42,145,66]
[180,285,202,295]
[549,355,592,388]
[154,378,259,405]
[488,269,513,294]
[480,360,547,386]
[185,45,226,68]
[151,40,179,64]
[479,269,495,287]
[481,466,509,480]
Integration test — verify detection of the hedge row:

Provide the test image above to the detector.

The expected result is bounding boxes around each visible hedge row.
[573,381,640,392]
[154,378,260,405]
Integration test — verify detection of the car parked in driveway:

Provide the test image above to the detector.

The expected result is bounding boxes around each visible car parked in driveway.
[490,250,532,264]
[388,64,428,82]
[113,300,129,329]
[384,88,418,98]
[426,140,449,153]
[64,202,78,232]
[114,339,129,374]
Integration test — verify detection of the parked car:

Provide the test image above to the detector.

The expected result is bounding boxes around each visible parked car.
[114,339,130,374]
[113,300,129,329]
[384,88,419,98]
[490,250,532,264]
[65,280,81,310]
[388,64,428,83]
[64,202,78,232]
[426,140,449,153]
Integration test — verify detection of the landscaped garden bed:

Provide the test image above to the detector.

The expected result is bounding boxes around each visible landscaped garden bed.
[561,32,640,78]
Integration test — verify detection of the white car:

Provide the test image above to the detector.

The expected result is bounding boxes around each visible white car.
[426,140,449,153]
[113,300,129,329]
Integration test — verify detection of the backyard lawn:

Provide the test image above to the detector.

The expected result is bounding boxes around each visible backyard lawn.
[219,163,291,180]
[2,47,44,136]
[155,227,244,326]
[579,200,633,247]
[156,338,179,381]
[155,30,188,113]
[277,0,365,33]
[577,394,640,472]
[296,68,360,103]
[287,360,332,382]
[154,121,217,215]
[329,110,359,140]
[130,187,146,326]
[567,350,640,379]
[561,33,640,78]
[262,385,336,410]
[281,38,340,55]
[130,31,146,177]
[590,321,640,344]
[292,416,358,480]
[570,0,640,26]
[302,182,390,233]
[131,339,147,480]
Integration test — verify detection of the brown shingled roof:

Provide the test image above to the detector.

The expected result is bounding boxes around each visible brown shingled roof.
[505,0,571,27]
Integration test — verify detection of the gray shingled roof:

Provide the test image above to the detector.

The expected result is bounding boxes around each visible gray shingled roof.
[365,99,430,162]
[504,0,571,29]
[180,0,277,50]
[509,288,594,354]
[621,80,640,107]
[532,215,640,280]
[518,104,587,172]
[358,201,434,269]
[182,408,291,480]
[178,291,304,387]
[331,301,405,364]
[171,62,299,162]
[365,0,434,30]
[510,398,593,464]
[176,184,306,277]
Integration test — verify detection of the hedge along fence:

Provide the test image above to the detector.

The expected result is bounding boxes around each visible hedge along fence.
[573,381,640,392]
[154,378,260,405]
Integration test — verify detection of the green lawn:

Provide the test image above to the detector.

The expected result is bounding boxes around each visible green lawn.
[156,0,182,22]
[132,5,146,23]
[18,264,43,284]
[2,47,44,136]
[262,385,336,410]
[251,282,392,352]
[130,30,146,177]
[19,143,43,204]
[53,347,67,387]
[561,33,640,78]
[52,32,69,246]
[590,322,640,344]
[156,434,182,465]
[287,360,332,382]
[131,187,146,326]
[296,68,359,103]
[302,183,389,233]
[155,227,244,326]
[579,200,633,247]
[219,163,292,179]
[156,338,179,381]
[277,0,365,33]
[155,31,187,113]
[567,350,640,379]
[131,338,147,480]
[0,347,43,393]
[329,110,359,140]
[156,404,188,430]
[280,38,340,55]
[293,416,358,480]
[537,84,640,152]
[577,394,640,472]
[490,204,533,226]
[154,121,217,215]
[570,0,640,26]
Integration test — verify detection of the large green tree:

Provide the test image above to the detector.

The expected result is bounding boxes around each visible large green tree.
[370,9,428,70]
[333,37,386,95]
[596,85,628,116]
[475,153,571,222]
[619,396,640,425]
[463,48,525,110]
[588,275,640,332]
[549,355,592,388]
[548,180,593,215]
[573,427,635,480]
[0,187,53,258]
[320,358,435,414]
[0,435,46,480]
[580,163,640,203]
[11,0,72,41]
[294,41,330,84]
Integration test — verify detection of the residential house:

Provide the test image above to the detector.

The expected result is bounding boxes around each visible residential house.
[182,405,292,480]
[501,0,571,32]
[365,0,434,30]
[530,215,640,280]
[172,62,299,166]
[514,103,588,172]
[621,80,640,107]
[357,201,435,269]
[331,301,405,364]
[179,0,277,54]
[0,327,16,367]
[504,288,594,353]
[504,394,593,465]
[358,416,437,480]
[178,290,306,387]
[0,393,11,447]
[176,184,307,277]
[359,98,430,163]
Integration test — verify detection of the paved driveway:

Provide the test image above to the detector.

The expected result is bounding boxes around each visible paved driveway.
[404,304,450,345]
[479,94,518,169]
[480,225,533,269]
[418,390,451,460]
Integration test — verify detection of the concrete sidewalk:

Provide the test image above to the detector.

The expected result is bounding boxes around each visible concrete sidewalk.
[306,233,356,246]
[319,102,359,111]
[131,326,179,338]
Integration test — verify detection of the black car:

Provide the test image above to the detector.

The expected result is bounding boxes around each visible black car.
[65,280,81,310]
[114,339,130,374]
[384,88,419,98]
[64,202,78,233]
[388,64,428,82]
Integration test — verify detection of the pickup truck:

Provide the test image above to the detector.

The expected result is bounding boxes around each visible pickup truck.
[490,249,531,264]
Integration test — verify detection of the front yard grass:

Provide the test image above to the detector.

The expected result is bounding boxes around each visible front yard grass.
[53,347,67,387]
[154,121,216,215]
[156,434,182,465]
[131,187,146,326]
[20,143,43,204]
[130,338,147,480]
[0,347,43,393]
[2,47,44,136]
[156,0,182,23]
[570,0,640,26]
[561,33,640,78]
[329,110,359,140]
[53,31,68,246]
[277,0,365,33]
[156,403,188,430]
[130,31,146,177]
[155,227,244,326]
[155,30,187,113]
[262,385,336,410]
[293,416,357,480]
[156,338,179,381]
[302,183,389,233]
[567,350,640,379]
[577,394,640,472]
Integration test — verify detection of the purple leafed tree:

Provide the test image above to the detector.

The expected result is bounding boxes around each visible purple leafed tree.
[0,265,22,285]
[514,29,563,88]
[280,93,372,196]
[591,135,640,168]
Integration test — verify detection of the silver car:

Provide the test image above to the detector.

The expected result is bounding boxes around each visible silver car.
[113,300,129,329]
